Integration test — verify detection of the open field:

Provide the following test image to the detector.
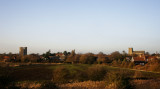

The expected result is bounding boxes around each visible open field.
[1,63,160,89]
[0,64,90,81]
[1,63,160,81]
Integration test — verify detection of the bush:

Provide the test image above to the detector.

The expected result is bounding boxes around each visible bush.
[133,71,143,79]
[105,71,133,89]
[8,84,20,89]
[0,75,19,89]
[0,76,13,89]
[87,65,107,81]
[40,81,58,89]
[73,70,88,82]
[52,66,70,84]
[128,62,135,69]
[79,53,97,64]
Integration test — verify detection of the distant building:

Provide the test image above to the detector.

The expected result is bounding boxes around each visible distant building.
[55,53,66,61]
[128,48,145,56]
[125,56,132,61]
[147,56,158,61]
[19,47,27,56]
[49,56,60,62]
[1,56,10,62]
[131,56,146,65]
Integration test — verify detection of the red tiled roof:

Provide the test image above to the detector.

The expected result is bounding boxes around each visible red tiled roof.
[4,56,10,59]
[148,56,157,60]
[133,57,145,61]
[56,53,64,56]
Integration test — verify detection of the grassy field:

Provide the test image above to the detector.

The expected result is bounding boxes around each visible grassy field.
[1,63,160,89]
[1,63,160,82]
[0,64,92,82]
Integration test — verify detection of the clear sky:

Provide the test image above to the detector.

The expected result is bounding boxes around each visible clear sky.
[0,0,160,54]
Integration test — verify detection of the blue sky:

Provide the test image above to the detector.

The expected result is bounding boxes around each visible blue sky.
[0,0,160,54]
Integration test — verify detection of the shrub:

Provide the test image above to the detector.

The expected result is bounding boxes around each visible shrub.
[79,53,97,64]
[0,76,13,89]
[52,66,70,84]
[112,60,119,67]
[71,69,88,82]
[97,57,108,64]
[87,65,107,81]
[133,71,143,79]
[8,84,20,89]
[40,81,59,89]
[128,62,135,69]
[0,75,19,89]
[105,71,133,89]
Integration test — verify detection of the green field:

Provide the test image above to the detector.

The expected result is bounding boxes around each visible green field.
[1,63,160,82]
[0,64,91,82]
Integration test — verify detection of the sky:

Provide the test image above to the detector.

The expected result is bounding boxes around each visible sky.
[0,0,160,54]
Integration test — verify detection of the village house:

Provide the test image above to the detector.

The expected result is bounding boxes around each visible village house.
[146,56,159,61]
[125,56,132,61]
[55,53,66,61]
[49,56,60,62]
[131,56,146,65]
[2,56,10,62]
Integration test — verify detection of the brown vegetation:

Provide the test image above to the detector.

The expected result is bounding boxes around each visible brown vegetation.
[52,66,70,84]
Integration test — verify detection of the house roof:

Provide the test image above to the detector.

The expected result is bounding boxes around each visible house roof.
[132,57,145,61]
[148,56,158,60]
[56,53,64,56]
[4,56,10,59]
[133,51,145,54]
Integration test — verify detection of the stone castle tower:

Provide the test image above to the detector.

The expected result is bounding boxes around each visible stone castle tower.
[128,48,133,55]
[19,47,27,56]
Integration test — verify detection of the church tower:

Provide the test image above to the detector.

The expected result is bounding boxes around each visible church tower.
[19,47,27,56]
[128,48,133,55]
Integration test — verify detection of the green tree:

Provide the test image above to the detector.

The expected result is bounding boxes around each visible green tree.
[79,53,96,64]
[43,50,51,59]
[97,57,108,64]
[74,54,81,63]
[111,51,123,61]
[28,54,40,63]
[63,51,68,56]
